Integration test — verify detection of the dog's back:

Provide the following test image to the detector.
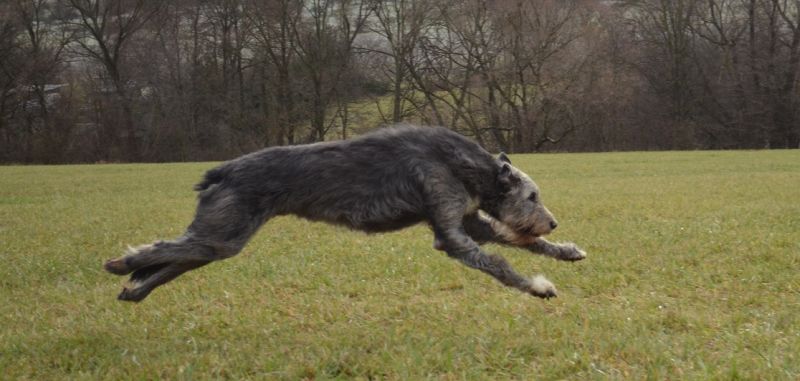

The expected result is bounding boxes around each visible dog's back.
[195,125,498,231]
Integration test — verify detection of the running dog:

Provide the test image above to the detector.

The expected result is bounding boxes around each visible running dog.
[105,125,586,302]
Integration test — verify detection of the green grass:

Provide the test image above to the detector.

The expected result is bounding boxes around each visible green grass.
[1,150,799,380]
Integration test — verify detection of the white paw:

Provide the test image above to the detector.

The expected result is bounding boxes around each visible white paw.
[528,275,557,299]
[560,243,587,261]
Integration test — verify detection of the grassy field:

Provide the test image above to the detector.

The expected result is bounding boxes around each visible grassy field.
[1,150,799,380]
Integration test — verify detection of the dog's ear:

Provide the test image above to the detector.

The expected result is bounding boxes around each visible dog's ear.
[498,152,511,164]
[498,163,520,191]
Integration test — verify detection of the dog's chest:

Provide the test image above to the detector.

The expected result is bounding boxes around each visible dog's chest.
[465,196,481,215]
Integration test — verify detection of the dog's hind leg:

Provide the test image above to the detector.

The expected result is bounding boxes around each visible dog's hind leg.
[104,238,205,275]
[105,229,261,277]
[106,187,272,302]
[115,260,210,302]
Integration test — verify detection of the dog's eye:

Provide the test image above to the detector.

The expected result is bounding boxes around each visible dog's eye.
[528,192,538,203]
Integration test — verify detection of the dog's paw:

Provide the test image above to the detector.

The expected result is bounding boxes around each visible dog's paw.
[525,275,557,299]
[558,243,587,262]
[104,257,132,275]
[117,285,151,302]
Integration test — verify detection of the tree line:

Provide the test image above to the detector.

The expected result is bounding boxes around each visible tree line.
[1,0,798,163]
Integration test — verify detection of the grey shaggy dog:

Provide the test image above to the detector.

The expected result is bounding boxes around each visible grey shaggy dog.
[105,125,586,302]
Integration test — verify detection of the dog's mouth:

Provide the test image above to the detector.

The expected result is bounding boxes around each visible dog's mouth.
[522,229,540,238]
[524,225,546,238]
[506,222,546,239]
[515,225,545,240]
[512,228,543,246]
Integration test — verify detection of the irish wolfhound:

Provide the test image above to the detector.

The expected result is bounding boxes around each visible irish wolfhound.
[105,125,586,302]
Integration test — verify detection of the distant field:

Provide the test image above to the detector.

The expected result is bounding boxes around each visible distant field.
[1,150,799,380]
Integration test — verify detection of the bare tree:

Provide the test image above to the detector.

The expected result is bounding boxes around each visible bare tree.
[408,0,593,152]
[12,1,75,162]
[677,0,800,147]
[766,0,800,147]
[493,0,590,151]
[247,0,303,145]
[0,4,22,161]
[65,0,160,161]
[292,0,372,142]
[370,0,433,123]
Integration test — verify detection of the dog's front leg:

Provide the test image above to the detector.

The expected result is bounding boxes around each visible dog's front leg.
[436,227,557,299]
[527,238,587,262]
[462,213,586,262]
[423,172,556,299]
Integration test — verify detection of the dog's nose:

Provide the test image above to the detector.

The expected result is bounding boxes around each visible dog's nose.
[550,221,558,230]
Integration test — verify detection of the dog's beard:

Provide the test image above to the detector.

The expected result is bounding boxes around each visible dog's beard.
[482,213,541,246]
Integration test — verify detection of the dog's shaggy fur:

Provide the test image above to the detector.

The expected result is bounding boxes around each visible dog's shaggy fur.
[105,125,586,302]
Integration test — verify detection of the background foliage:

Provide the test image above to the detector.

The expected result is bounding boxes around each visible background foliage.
[2,0,799,163]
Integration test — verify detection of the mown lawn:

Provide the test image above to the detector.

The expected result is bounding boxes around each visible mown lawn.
[1,150,798,380]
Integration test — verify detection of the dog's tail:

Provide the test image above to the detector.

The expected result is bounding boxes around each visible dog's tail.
[194,166,230,191]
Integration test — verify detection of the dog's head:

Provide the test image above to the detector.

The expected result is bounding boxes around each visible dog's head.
[491,153,558,237]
